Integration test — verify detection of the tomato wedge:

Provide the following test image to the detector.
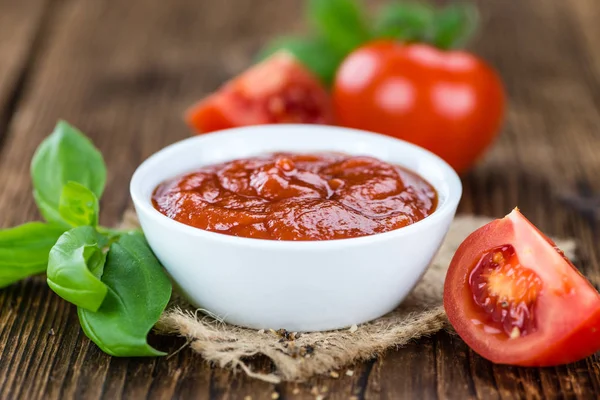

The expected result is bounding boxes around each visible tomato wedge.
[185,52,334,134]
[444,208,600,366]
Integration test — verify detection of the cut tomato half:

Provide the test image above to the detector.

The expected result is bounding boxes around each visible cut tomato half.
[444,208,600,366]
[185,52,334,134]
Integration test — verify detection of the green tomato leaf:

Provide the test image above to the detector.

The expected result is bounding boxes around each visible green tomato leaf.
[258,37,345,86]
[373,2,435,42]
[59,181,99,227]
[31,121,106,225]
[78,232,172,357]
[307,0,371,55]
[0,223,66,288]
[431,3,479,49]
[47,226,108,312]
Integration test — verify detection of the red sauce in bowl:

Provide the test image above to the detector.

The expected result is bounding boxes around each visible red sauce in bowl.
[152,153,437,241]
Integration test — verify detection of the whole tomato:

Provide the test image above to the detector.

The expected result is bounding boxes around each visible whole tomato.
[333,40,505,173]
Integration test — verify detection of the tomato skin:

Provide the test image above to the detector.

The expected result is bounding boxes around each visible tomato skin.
[333,41,505,173]
[444,209,600,366]
[186,52,334,134]
[186,94,238,133]
[533,307,600,366]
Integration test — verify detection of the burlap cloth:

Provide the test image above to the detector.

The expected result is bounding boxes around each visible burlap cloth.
[120,211,576,383]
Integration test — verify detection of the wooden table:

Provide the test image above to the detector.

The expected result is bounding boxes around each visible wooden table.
[1,0,599,398]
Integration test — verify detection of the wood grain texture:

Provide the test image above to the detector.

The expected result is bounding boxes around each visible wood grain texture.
[0,0,50,145]
[0,0,599,398]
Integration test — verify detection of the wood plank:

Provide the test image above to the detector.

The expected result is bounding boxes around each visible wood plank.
[0,0,600,398]
[0,0,49,143]
[461,0,600,399]
[365,339,437,399]
[435,333,479,399]
[0,0,62,397]
[0,0,361,398]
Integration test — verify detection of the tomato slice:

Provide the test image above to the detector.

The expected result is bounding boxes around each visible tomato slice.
[185,52,334,134]
[444,208,600,366]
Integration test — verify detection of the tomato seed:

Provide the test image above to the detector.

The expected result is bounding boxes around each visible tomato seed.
[510,327,521,339]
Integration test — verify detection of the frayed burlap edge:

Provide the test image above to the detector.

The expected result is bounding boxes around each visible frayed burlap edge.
[155,305,447,384]
[120,210,576,383]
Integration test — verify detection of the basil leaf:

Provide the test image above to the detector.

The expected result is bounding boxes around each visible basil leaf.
[33,192,66,227]
[78,232,171,356]
[258,37,345,86]
[0,223,65,288]
[431,3,479,49]
[373,2,434,42]
[307,0,371,55]
[31,121,106,224]
[59,181,99,227]
[47,226,108,312]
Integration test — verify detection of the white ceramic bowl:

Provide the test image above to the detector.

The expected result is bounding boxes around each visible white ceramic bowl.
[130,125,461,331]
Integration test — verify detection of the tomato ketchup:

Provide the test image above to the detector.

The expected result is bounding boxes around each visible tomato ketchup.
[152,153,437,241]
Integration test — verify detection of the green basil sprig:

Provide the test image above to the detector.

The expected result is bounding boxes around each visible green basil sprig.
[31,121,106,226]
[0,120,172,357]
[47,226,108,311]
[78,233,171,356]
[258,37,346,86]
[59,182,100,227]
[0,223,65,288]
[373,3,435,43]
[307,0,372,55]
[258,1,480,86]
[429,3,479,50]
[259,0,372,86]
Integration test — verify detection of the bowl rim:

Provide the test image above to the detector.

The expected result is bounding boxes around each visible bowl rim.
[130,124,462,249]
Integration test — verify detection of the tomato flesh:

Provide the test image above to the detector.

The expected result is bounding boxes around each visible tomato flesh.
[185,52,334,134]
[444,208,600,366]
[469,245,542,339]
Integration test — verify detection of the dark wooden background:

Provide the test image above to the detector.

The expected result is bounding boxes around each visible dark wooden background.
[1,0,600,398]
